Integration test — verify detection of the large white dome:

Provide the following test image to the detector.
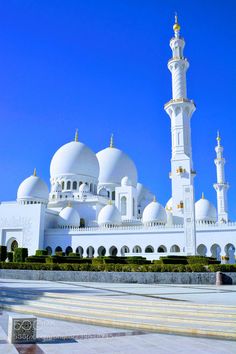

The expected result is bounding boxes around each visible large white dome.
[195,195,217,223]
[98,204,121,227]
[142,199,167,225]
[96,147,137,187]
[58,205,80,227]
[50,141,99,179]
[17,174,49,203]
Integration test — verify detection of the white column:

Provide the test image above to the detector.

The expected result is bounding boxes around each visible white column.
[164,16,196,254]
[213,132,229,223]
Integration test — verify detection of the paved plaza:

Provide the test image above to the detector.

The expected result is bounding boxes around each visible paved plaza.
[0,279,236,353]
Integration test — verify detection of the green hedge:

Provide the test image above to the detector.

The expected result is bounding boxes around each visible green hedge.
[35,250,48,256]
[208,264,236,272]
[13,248,28,263]
[0,262,211,272]
[26,256,48,263]
[7,252,13,262]
[0,246,7,262]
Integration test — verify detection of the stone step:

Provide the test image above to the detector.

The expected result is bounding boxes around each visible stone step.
[1,297,235,329]
[0,294,236,321]
[1,288,236,312]
[1,302,236,340]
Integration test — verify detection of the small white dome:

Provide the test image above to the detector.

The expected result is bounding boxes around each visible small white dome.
[79,183,90,194]
[50,140,99,179]
[58,205,80,227]
[195,195,217,223]
[96,146,137,187]
[142,199,167,225]
[98,204,121,227]
[17,174,49,203]
[165,197,173,211]
[121,176,132,186]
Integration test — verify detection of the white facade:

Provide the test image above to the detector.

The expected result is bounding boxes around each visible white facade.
[0,17,235,262]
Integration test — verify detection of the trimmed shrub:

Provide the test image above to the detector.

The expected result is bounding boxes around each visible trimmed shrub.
[13,248,28,263]
[208,264,236,272]
[68,252,80,257]
[26,256,48,263]
[35,250,48,256]
[7,252,13,262]
[0,246,7,262]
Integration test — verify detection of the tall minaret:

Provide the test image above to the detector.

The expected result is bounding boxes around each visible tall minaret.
[213,132,229,223]
[164,15,196,254]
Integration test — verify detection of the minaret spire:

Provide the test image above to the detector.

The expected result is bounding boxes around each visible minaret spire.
[75,129,78,142]
[110,133,114,148]
[213,132,229,223]
[33,168,37,177]
[164,16,196,255]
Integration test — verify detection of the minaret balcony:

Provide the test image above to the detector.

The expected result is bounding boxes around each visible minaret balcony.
[191,170,196,175]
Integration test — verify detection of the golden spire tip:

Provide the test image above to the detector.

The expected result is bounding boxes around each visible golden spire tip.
[75,129,79,142]
[216,130,221,143]
[173,12,180,32]
[201,192,205,200]
[33,168,37,177]
[153,195,156,202]
[110,133,114,148]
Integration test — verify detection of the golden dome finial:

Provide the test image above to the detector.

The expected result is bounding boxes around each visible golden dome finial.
[33,168,37,177]
[110,133,114,148]
[153,195,156,202]
[75,129,79,142]
[107,199,112,205]
[201,192,205,200]
[67,201,72,208]
[173,12,180,32]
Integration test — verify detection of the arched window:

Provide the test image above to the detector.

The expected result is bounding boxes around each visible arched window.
[170,244,180,252]
[90,183,93,192]
[79,181,83,186]
[55,246,62,253]
[76,246,84,257]
[121,196,127,216]
[112,191,115,200]
[157,245,167,253]
[86,246,95,258]
[46,246,52,255]
[11,240,18,252]
[80,218,85,228]
[197,244,207,257]
[67,181,71,190]
[132,245,142,253]
[109,246,118,256]
[121,245,130,255]
[61,181,65,190]
[145,245,154,253]
[66,246,73,255]
[98,246,106,256]
[73,181,77,190]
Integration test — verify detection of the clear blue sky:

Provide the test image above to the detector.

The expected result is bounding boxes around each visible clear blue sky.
[0,1,235,218]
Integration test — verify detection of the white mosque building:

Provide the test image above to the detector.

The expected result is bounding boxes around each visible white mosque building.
[0,17,235,262]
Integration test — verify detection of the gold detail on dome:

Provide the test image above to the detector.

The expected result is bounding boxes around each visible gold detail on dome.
[177,201,184,209]
[33,168,37,177]
[201,192,205,200]
[107,199,112,205]
[75,129,79,142]
[110,133,114,148]
[173,13,180,32]
[153,196,156,202]
[67,201,72,207]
